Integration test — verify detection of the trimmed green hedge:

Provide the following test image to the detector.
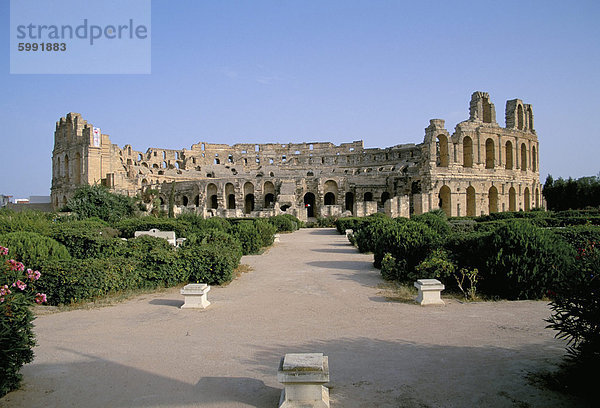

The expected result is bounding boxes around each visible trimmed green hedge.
[178,242,241,285]
[0,231,71,270]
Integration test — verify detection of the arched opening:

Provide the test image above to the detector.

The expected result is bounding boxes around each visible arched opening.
[509,187,516,212]
[466,186,476,217]
[482,97,492,123]
[182,196,189,206]
[535,187,539,208]
[194,195,200,207]
[207,183,218,209]
[505,141,513,169]
[74,153,81,184]
[62,195,67,207]
[214,158,220,164]
[521,143,527,171]
[244,182,254,214]
[64,154,69,181]
[225,183,236,209]
[439,185,451,217]
[485,139,495,169]
[324,192,335,205]
[532,146,537,172]
[528,107,534,131]
[159,197,165,206]
[517,105,524,130]
[263,181,275,208]
[524,187,531,211]
[304,192,316,218]
[463,136,473,168]
[381,192,390,206]
[345,192,354,213]
[436,134,449,167]
[55,157,61,178]
[323,180,338,205]
[364,192,373,202]
[488,186,498,213]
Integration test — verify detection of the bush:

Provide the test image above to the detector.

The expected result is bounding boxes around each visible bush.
[187,229,243,260]
[178,214,231,235]
[483,220,575,299]
[414,248,456,281]
[315,216,337,228]
[178,242,241,285]
[0,209,54,236]
[50,220,125,259]
[1,245,47,397]
[352,216,396,253]
[373,220,441,279]
[281,214,303,229]
[125,236,182,286]
[64,185,137,222]
[254,219,276,247]
[229,221,263,255]
[0,231,71,270]
[37,257,141,305]
[269,215,298,232]
[412,211,452,236]
[545,241,599,399]
[115,217,188,239]
[335,217,366,234]
[551,225,600,251]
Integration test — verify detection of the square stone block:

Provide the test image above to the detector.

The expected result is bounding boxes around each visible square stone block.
[180,283,210,309]
[278,353,330,408]
[414,279,445,306]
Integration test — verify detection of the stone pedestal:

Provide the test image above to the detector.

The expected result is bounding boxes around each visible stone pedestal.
[277,353,330,408]
[180,283,211,309]
[274,234,281,243]
[414,279,445,306]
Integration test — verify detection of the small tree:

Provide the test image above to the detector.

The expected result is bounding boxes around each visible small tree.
[64,185,137,223]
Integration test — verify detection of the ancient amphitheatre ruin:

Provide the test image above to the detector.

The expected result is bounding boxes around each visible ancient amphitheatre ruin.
[51,91,541,218]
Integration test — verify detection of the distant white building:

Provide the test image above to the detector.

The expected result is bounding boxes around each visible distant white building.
[0,195,12,207]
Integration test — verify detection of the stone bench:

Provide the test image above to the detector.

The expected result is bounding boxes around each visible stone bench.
[277,353,330,408]
[180,283,211,309]
[414,279,445,306]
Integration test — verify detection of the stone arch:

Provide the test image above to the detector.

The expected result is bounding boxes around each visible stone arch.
[517,105,524,130]
[521,143,527,171]
[488,186,498,213]
[436,134,449,167]
[56,157,61,178]
[74,152,81,184]
[182,196,189,206]
[304,192,316,217]
[194,195,200,207]
[528,107,534,131]
[62,195,67,207]
[532,146,537,172]
[509,187,516,212]
[463,136,473,168]
[380,192,390,206]
[364,192,373,202]
[225,183,236,209]
[524,187,531,211]
[323,180,338,205]
[64,154,70,181]
[482,97,493,123]
[466,186,476,217]
[324,192,335,205]
[505,141,513,170]
[264,181,275,208]
[244,182,254,214]
[535,187,540,208]
[485,138,495,169]
[207,183,218,209]
[439,185,451,217]
[345,192,354,213]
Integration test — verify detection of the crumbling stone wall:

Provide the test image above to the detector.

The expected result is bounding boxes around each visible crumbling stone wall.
[51,91,542,219]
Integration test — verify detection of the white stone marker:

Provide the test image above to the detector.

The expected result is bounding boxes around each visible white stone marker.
[180,283,211,309]
[274,234,281,243]
[277,353,330,408]
[414,279,445,306]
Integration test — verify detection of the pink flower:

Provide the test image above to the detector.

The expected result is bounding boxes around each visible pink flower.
[34,293,47,304]
[6,259,25,271]
[0,285,10,296]
[11,280,27,291]
[26,269,41,281]
[0,246,8,256]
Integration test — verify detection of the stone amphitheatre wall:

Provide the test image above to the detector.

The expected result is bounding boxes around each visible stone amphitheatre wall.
[50,91,542,220]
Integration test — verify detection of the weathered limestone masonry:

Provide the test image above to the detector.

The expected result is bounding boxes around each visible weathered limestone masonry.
[51,92,542,219]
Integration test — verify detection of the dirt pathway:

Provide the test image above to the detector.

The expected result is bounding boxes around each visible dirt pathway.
[0,228,581,407]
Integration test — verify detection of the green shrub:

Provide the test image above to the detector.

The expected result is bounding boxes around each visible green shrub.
[50,220,125,259]
[483,220,575,299]
[269,215,298,232]
[412,211,452,236]
[415,248,456,281]
[64,185,137,222]
[551,225,600,251]
[335,217,366,234]
[280,214,303,229]
[178,214,231,235]
[0,209,54,236]
[115,217,188,238]
[0,232,71,270]
[178,242,241,285]
[380,252,403,281]
[352,217,396,253]
[187,229,243,259]
[37,257,141,305]
[254,219,276,247]
[373,220,441,278]
[315,216,337,228]
[125,236,182,286]
[443,230,492,274]
[229,221,263,255]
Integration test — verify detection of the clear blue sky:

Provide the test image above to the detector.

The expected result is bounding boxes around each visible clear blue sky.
[1,0,599,198]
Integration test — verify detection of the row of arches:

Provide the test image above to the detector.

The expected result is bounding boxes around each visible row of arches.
[438,185,540,217]
[437,135,537,171]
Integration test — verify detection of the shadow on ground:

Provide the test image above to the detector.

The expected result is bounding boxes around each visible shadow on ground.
[149,299,184,308]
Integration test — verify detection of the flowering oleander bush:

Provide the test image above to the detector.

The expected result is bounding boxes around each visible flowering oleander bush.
[0,245,47,397]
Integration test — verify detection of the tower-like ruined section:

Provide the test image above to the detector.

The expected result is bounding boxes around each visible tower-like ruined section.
[51,92,541,219]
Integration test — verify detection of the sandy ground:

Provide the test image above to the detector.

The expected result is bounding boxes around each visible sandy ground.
[0,228,584,408]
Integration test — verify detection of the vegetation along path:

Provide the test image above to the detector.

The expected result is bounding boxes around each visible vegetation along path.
[1,228,582,408]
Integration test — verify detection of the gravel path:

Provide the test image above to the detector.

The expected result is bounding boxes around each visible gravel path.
[0,228,582,407]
